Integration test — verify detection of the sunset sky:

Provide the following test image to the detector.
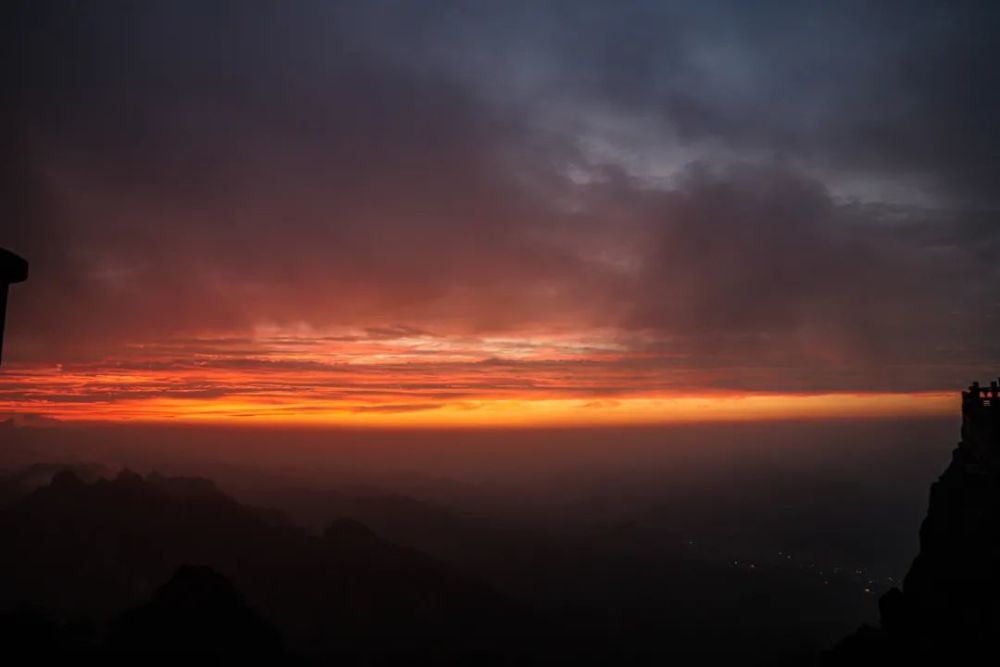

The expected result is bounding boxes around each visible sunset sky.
[2,1,998,426]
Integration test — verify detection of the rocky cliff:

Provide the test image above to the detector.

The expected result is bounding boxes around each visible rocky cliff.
[826,380,1000,662]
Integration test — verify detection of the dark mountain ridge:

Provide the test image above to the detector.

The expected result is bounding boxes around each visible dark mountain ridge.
[0,468,521,660]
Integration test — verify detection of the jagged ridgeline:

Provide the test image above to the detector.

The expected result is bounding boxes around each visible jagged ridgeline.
[826,379,1000,663]
[0,469,524,659]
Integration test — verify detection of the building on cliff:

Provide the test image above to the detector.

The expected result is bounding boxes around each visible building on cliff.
[825,378,1000,663]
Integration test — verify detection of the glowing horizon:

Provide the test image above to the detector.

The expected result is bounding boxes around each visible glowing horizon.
[0,392,956,428]
[0,329,960,427]
[6,3,999,433]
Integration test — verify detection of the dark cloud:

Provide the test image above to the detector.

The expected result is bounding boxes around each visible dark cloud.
[613,163,1000,379]
[2,1,999,392]
[2,0,623,360]
[390,1,1000,205]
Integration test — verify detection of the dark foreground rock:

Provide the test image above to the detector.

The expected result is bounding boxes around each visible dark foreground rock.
[826,380,1000,663]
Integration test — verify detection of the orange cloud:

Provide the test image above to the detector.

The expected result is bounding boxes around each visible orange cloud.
[0,329,957,426]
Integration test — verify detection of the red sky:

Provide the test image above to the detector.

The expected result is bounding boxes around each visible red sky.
[0,326,956,426]
[2,4,997,427]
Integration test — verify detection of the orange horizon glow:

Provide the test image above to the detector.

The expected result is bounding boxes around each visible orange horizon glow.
[0,329,961,427]
[0,391,956,428]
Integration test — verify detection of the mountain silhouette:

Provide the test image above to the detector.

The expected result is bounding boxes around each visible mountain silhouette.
[105,565,286,655]
[1,565,289,657]
[825,380,1000,663]
[0,458,882,663]
[0,468,522,659]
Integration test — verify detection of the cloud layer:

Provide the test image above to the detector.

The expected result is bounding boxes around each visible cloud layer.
[2,1,999,419]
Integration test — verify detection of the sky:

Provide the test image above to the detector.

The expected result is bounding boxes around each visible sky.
[1,0,998,426]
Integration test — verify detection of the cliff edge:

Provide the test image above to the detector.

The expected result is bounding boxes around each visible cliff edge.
[826,380,1000,663]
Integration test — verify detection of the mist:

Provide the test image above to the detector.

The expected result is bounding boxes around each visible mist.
[1,417,953,573]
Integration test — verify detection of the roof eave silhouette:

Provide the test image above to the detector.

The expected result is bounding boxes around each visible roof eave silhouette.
[0,248,29,367]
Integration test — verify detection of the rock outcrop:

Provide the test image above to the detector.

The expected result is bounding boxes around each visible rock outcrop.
[826,380,1000,662]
